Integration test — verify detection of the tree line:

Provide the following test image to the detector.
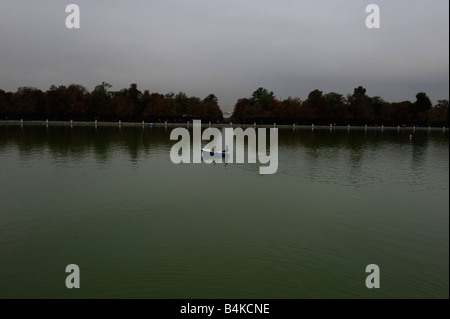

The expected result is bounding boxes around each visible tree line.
[232,87,448,127]
[0,83,224,123]
[0,83,448,126]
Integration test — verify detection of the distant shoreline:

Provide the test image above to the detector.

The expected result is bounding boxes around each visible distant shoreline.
[0,120,447,131]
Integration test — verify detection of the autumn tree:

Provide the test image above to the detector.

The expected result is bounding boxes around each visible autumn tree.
[10,87,46,119]
[66,84,89,120]
[174,92,191,115]
[45,85,69,120]
[250,87,275,110]
[0,90,7,119]
[231,98,251,123]
[369,96,384,124]
[143,93,176,121]
[348,86,375,125]
[187,94,223,123]
[282,97,302,123]
[427,99,449,126]
[203,94,218,105]
[325,92,346,124]
[301,89,330,124]
[128,83,143,119]
[90,82,113,120]
[412,92,432,125]
[391,101,412,125]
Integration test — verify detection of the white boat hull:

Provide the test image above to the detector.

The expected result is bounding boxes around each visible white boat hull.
[201,149,229,158]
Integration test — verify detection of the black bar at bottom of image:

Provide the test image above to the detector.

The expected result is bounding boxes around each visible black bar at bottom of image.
[1,299,446,317]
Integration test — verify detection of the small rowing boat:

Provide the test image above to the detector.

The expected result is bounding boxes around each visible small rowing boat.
[201,147,229,158]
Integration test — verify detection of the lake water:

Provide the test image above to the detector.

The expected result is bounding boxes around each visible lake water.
[0,124,448,298]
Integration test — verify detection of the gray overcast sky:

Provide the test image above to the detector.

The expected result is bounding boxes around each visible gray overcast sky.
[0,0,448,111]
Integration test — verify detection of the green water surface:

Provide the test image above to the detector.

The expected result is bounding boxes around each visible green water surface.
[0,125,448,298]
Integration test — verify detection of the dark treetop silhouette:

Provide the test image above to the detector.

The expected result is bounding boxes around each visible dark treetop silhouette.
[0,83,448,126]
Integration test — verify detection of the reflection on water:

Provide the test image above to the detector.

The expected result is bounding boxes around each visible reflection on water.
[0,125,448,298]
[1,125,447,164]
